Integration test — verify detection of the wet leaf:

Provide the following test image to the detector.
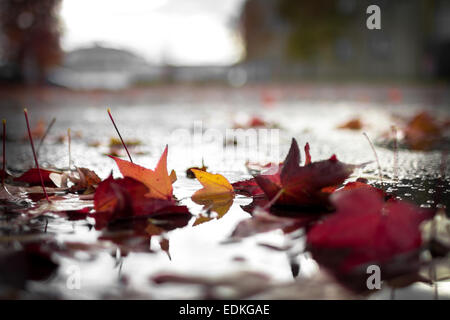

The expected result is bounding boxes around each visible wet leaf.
[403,111,443,150]
[337,118,363,130]
[191,169,235,223]
[306,188,436,290]
[191,169,234,199]
[93,175,191,230]
[14,168,61,187]
[109,145,173,200]
[186,161,207,179]
[255,138,358,208]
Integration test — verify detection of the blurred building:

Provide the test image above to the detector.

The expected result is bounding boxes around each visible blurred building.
[238,0,450,81]
[49,44,164,89]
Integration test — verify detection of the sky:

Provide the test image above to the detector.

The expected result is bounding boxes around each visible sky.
[60,0,245,66]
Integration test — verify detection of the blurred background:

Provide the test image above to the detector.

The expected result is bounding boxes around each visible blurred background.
[0,0,449,89]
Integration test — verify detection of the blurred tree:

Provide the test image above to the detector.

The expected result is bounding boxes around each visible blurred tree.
[239,0,349,63]
[0,0,62,84]
[240,0,279,61]
[278,0,349,61]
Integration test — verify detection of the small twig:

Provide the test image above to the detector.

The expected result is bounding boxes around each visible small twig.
[2,119,5,186]
[107,108,133,163]
[68,128,72,170]
[36,117,56,156]
[363,132,383,187]
[391,126,398,182]
[24,109,50,203]
[428,260,438,300]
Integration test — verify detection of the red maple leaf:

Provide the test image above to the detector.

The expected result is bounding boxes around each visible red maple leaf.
[14,168,59,187]
[232,140,312,197]
[92,175,190,230]
[306,188,435,289]
[254,138,357,207]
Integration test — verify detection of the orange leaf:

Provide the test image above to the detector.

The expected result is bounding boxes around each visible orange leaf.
[109,145,173,200]
[191,169,234,201]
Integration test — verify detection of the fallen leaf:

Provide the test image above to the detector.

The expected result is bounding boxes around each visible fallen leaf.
[159,237,171,260]
[14,168,61,187]
[403,111,442,150]
[337,118,363,130]
[191,169,234,201]
[232,178,265,197]
[69,167,102,193]
[186,160,207,179]
[109,145,173,200]
[169,169,177,183]
[233,116,274,129]
[93,175,190,230]
[109,137,142,147]
[306,188,435,290]
[191,169,235,223]
[254,138,358,208]
[334,180,387,198]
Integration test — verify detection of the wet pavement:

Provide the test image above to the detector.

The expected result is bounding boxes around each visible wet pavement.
[0,84,449,299]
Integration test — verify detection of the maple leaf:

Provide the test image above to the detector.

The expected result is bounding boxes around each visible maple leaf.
[50,167,101,194]
[254,138,357,208]
[333,180,387,198]
[233,116,275,129]
[109,145,173,200]
[232,141,314,198]
[245,160,283,175]
[233,161,284,197]
[403,111,442,150]
[337,118,363,130]
[191,169,235,201]
[306,188,435,290]
[93,175,190,230]
[232,178,266,197]
[191,169,235,225]
[14,168,61,187]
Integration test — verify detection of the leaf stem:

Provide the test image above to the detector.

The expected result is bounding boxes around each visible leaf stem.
[2,119,5,186]
[36,117,56,156]
[391,126,398,182]
[263,188,285,209]
[68,128,72,170]
[24,109,50,202]
[363,132,383,188]
[107,108,133,163]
